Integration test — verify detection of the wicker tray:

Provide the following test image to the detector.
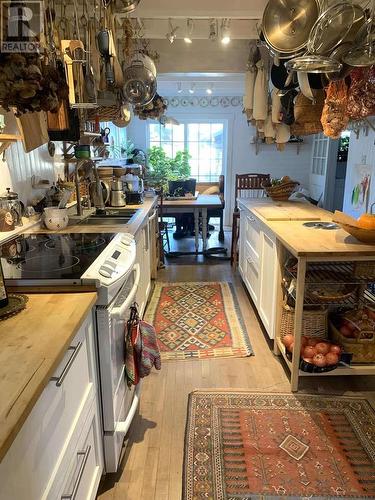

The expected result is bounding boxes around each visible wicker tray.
[262,181,300,201]
[280,304,328,340]
[0,294,28,320]
[306,283,358,304]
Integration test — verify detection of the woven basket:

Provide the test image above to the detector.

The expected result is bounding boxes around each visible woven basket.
[87,105,121,122]
[291,91,325,136]
[262,181,300,201]
[329,320,375,363]
[353,261,375,279]
[306,283,358,304]
[280,304,328,340]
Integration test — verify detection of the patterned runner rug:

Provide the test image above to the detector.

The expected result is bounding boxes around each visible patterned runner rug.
[144,282,253,360]
[183,391,375,499]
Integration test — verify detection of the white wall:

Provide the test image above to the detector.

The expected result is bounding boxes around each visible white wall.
[343,124,375,218]
[127,101,314,224]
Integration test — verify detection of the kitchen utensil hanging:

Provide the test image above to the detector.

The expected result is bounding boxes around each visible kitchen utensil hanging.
[326,42,355,81]
[115,0,141,13]
[343,0,375,67]
[307,2,364,56]
[262,0,321,54]
[123,52,157,106]
[285,55,343,74]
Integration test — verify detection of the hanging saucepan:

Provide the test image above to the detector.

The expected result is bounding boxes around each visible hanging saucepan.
[326,42,354,81]
[286,55,343,74]
[123,53,157,106]
[271,60,298,90]
[307,3,364,56]
[262,0,321,54]
[342,42,375,67]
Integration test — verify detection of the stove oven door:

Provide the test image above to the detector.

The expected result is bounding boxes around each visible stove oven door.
[96,264,141,472]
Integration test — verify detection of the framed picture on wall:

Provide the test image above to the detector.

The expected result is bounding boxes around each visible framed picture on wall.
[350,164,372,212]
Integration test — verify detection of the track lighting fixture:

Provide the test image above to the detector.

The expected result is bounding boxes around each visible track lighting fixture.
[166,19,179,44]
[177,82,183,94]
[221,18,231,45]
[206,83,214,95]
[209,18,218,42]
[189,83,195,94]
[184,18,194,44]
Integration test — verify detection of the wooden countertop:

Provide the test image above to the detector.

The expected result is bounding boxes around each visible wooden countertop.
[30,197,158,236]
[0,292,97,462]
[238,198,375,258]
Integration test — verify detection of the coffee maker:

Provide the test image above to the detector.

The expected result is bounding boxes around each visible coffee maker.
[124,165,144,205]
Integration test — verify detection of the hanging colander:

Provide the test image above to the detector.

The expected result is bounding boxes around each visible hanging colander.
[123,53,157,106]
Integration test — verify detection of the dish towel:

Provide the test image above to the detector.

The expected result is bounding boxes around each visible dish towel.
[125,304,161,386]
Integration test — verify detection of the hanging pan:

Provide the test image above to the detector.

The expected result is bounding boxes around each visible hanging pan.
[286,55,342,74]
[326,42,354,81]
[307,3,365,56]
[262,0,321,54]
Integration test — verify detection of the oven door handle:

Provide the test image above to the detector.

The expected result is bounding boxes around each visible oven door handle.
[112,264,140,319]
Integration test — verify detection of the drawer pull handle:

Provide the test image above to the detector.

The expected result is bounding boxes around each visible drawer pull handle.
[51,341,83,387]
[61,445,91,500]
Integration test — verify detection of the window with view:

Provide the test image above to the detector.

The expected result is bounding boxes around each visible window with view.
[149,122,225,182]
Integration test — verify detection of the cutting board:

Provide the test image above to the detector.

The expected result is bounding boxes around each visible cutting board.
[252,202,328,221]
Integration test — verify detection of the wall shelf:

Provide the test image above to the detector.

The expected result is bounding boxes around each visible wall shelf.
[0,134,22,155]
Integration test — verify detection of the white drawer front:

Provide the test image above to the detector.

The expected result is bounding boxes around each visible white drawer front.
[244,251,260,306]
[57,405,102,500]
[0,315,95,500]
[245,213,260,261]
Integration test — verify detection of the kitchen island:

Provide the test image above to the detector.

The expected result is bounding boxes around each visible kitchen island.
[238,198,375,391]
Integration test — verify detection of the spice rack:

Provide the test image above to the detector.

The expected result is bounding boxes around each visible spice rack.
[274,252,375,391]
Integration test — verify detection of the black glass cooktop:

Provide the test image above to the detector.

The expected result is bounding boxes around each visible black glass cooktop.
[0,233,115,281]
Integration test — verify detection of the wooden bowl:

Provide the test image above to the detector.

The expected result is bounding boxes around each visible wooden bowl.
[339,222,375,244]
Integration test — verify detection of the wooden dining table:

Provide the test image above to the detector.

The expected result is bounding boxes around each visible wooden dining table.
[161,194,223,253]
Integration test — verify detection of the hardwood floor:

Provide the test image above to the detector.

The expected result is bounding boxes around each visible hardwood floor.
[98,260,375,500]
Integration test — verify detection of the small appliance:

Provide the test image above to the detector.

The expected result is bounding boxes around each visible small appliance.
[110,179,126,207]
[124,169,144,205]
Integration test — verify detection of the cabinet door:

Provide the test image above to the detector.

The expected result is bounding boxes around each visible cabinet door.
[244,251,260,307]
[238,209,246,277]
[245,212,261,265]
[259,231,277,338]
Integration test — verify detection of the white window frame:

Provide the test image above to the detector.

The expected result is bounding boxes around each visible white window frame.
[147,117,229,183]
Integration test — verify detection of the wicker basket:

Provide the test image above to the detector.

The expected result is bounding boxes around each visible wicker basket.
[329,320,375,363]
[280,304,328,340]
[306,283,358,304]
[353,261,375,279]
[262,181,300,201]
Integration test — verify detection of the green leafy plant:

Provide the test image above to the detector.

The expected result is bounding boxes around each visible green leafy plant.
[146,146,191,191]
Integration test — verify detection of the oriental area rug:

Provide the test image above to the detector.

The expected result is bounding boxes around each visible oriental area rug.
[144,282,253,360]
[183,391,375,500]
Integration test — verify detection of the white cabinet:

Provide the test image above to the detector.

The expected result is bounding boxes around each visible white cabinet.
[239,204,279,339]
[258,231,278,338]
[135,216,152,315]
[0,312,103,500]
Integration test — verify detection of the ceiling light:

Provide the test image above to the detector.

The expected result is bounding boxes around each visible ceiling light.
[177,82,183,93]
[166,19,179,44]
[184,18,194,44]
[209,18,218,42]
[189,83,195,94]
[206,83,213,95]
[221,19,231,45]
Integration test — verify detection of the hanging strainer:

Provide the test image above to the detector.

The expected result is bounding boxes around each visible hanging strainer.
[123,53,157,106]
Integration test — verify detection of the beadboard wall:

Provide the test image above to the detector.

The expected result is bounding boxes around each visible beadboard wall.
[0,112,64,206]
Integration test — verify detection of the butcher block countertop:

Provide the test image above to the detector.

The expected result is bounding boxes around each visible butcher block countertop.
[0,292,97,462]
[238,198,375,258]
[29,196,158,236]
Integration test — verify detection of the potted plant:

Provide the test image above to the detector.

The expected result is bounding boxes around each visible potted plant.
[146,146,191,193]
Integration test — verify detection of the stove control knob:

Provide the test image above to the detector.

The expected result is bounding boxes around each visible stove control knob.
[99,261,117,278]
[121,234,134,246]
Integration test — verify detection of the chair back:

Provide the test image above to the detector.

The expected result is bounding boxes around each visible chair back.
[234,173,270,210]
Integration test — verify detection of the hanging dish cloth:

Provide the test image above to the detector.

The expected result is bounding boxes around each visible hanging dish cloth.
[252,59,268,129]
[125,303,161,386]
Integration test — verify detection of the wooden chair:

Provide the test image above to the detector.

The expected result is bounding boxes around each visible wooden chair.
[231,173,270,267]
